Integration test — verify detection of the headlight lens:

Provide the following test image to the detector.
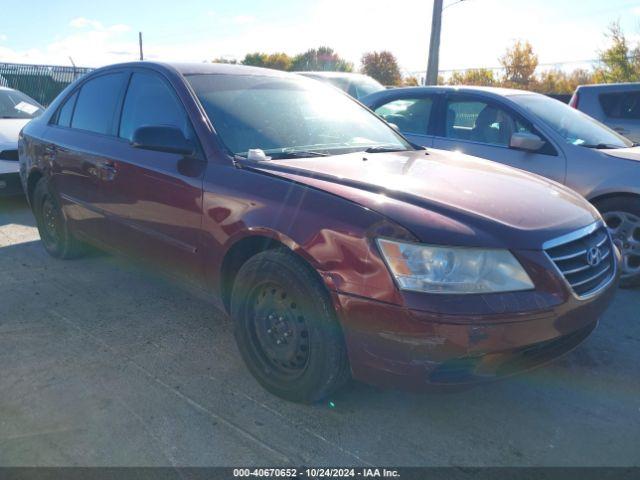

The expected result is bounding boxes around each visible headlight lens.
[376,239,534,294]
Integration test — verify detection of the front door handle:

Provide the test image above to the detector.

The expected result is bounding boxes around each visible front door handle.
[100,160,118,181]
[44,144,56,155]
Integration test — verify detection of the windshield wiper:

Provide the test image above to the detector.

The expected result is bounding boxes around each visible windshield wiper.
[363,145,411,154]
[269,150,329,159]
[580,143,622,150]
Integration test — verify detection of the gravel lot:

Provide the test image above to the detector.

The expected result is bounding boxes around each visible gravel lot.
[1,195,639,467]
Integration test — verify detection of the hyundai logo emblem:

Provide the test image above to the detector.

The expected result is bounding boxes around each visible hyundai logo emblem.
[586,247,602,267]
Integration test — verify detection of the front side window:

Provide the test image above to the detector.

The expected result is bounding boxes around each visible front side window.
[186,74,411,158]
[444,98,533,147]
[600,91,640,120]
[0,89,43,119]
[71,72,127,135]
[511,93,633,149]
[119,72,190,141]
[375,98,433,135]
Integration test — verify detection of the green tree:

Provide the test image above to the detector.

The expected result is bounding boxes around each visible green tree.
[593,22,640,83]
[360,51,402,86]
[500,40,538,88]
[447,68,497,86]
[211,57,238,64]
[291,47,353,72]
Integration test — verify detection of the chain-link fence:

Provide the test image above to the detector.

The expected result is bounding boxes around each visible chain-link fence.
[0,62,93,107]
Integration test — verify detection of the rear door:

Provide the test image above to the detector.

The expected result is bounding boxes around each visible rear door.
[46,71,128,245]
[99,69,206,285]
[598,90,640,143]
[432,93,566,184]
[372,94,437,147]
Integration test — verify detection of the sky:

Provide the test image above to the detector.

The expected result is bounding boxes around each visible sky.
[1,0,640,77]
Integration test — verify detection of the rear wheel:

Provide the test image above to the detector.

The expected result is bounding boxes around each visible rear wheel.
[231,249,350,403]
[33,177,86,259]
[595,196,640,288]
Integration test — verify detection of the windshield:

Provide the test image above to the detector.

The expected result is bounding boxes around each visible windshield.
[0,89,43,119]
[186,73,411,158]
[511,94,633,149]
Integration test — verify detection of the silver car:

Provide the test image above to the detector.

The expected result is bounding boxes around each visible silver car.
[297,71,385,99]
[570,82,640,143]
[0,86,43,196]
[362,86,640,286]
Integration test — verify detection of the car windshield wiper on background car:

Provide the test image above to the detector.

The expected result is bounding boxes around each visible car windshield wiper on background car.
[580,143,623,150]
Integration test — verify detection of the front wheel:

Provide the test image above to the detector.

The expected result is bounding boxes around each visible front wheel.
[596,196,640,288]
[230,249,350,403]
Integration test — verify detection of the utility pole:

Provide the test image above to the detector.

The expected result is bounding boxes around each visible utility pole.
[138,32,144,61]
[425,0,443,85]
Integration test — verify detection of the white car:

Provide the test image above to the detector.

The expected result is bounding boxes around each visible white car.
[1,86,43,196]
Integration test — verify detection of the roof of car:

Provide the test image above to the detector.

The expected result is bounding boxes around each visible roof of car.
[576,82,640,91]
[297,71,376,79]
[384,85,533,96]
[96,61,293,78]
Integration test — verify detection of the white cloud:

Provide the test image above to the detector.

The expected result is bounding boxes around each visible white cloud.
[0,34,7,42]
[69,17,104,30]
[233,15,256,25]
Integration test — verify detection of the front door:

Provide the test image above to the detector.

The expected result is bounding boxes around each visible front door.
[99,70,206,285]
[432,94,566,184]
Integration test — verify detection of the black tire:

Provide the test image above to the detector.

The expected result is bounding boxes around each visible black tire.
[594,196,640,288]
[33,177,86,259]
[231,248,350,403]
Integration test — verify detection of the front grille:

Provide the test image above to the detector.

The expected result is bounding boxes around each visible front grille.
[545,225,615,297]
[0,149,18,161]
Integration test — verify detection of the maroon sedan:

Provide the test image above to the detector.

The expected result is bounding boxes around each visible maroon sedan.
[19,62,619,403]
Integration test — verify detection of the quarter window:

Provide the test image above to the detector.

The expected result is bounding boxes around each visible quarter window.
[55,91,78,127]
[71,73,127,135]
[374,98,433,135]
[444,99,533,147]
[119,72,190,141]
[599,91,640,120]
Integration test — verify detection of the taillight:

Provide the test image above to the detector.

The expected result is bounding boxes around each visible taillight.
[569,92,579,109]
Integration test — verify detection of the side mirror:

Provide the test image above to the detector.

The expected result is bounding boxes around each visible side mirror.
[131,126,194,155]
[388,122,400,132]
[510,132,546,152]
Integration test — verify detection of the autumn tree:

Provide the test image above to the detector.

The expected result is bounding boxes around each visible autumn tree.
[242,52,292,71]
[500,40,538,88]
[291,47,353,72]
[403,76,420,86]
[360,51,402,86]
[593,22,640,83]
[448,68,497,86]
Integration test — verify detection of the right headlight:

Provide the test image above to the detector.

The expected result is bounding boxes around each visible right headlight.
[376,238,534,294]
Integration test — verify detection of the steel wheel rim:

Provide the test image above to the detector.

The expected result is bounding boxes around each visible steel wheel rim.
[40,196,62,250]
[247,282,310,380]
[603,210,640,279]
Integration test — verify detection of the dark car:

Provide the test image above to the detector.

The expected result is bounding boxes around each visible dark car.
[19,62,619,403]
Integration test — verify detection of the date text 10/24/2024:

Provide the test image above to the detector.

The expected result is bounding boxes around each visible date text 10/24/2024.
[232,468,401,478]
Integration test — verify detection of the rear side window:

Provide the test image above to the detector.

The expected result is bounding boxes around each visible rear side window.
[119,72,190,141]
[599,91,640,119]
[374,98,433,135]
[71,72,127,135]
[55,91,78,127]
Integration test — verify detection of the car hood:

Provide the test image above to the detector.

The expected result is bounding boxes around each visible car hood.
[248,149,600,249]
[601,146,640,162]
[0,118,30,149]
